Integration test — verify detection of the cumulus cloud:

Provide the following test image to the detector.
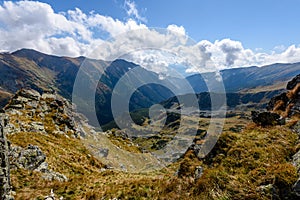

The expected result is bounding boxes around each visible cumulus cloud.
[167,24,186,35]
[0,1,300,74]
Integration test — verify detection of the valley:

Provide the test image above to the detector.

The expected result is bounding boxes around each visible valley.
[0,49,300,199]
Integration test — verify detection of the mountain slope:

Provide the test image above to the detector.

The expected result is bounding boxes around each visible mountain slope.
[1,49,300,127]
[187,63,300,93]
[0,49,174,126]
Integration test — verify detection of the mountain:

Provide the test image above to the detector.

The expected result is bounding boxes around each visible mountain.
[0,48,299,199]
[0,49,175,126]
[187,63,300,93]
[1,49,300,127]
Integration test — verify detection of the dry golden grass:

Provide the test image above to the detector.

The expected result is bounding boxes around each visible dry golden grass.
[7,113,300,199]
[194,124,299,199]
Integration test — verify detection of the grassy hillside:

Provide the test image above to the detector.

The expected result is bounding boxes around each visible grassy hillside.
[7,113,300,199]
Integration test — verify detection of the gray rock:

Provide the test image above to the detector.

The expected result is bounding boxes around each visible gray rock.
[4,123,20,135]
[9,144,46,170]
[292,121,300,135]
[287,74,300,90]
[98,148,109,158]
[293,178,300,196]
[41,93,56,100]
[0,115,14,200]
[18,89,41,101]
[41,170,68,182]
[251,111,283,126]
[194,166,203,180]
[257,184,280,200]
[35,162,49,172]
[9,145,68,182]
[30,122,46,133]
[292,150,300,174]
[26,100,39,109]
[6,104,23,109]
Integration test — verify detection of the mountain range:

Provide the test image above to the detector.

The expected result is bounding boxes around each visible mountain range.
[1,49,300,126]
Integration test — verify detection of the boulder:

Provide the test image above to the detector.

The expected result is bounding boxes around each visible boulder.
[9,144,46,170]
[251,111,284,126]
[9,144,68,182]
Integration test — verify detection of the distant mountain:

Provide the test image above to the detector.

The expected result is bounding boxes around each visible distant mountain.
[187,63,300,93]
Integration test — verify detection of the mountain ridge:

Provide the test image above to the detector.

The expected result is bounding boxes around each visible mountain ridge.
[1,48,300,127]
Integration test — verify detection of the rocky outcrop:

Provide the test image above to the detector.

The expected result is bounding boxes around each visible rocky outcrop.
[251,111,284,126]
[252,74,300,126]
[249,75,300,196]
[267,74,300,117]
[267,75,300,196]
[0,88,99,198]
[9,144,67,182]
[0,115,14,200]
[3,88,94,138]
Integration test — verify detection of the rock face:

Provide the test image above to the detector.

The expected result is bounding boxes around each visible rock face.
[0,115,14,200]
[267,74,300,117]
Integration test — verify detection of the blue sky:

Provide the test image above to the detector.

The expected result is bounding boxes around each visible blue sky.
[0,0,300,72]
[32,0,300,51]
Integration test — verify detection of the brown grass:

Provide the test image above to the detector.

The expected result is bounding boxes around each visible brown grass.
[7,113,300,199]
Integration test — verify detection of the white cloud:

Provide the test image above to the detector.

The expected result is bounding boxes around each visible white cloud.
[0,1,300,74]
[167,24,186,35]
[124,0,146,23]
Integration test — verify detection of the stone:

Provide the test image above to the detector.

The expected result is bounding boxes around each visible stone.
[30,122,46,133]
[257,184,280,200]
[4,123,20,135]
[287,74,300,90]
[6,104,23,109]
[194,166,203,180]
[41,93,56,100]
[292,121,300,136]
[35,162,49,172]
[98,148,109,158]
[9,144,68,182]
[251,111,284,126]
[292,150,300,174]
[26,100,39,109]
[267,92,289,111]
[18,89,41,101]
[9,144,46,170]
[0,115,14,200]
[293,178,300,196]
[41,170,68,182]
[111,130,128,140]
